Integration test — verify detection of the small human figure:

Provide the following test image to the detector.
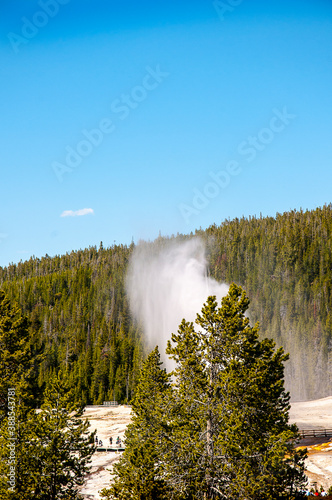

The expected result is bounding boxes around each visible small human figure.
[109,437,113,445]
[99,440,103,447]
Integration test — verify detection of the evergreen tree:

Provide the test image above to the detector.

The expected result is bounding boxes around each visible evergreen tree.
[163,283,307,499]
[102,285,306,499]
[101,346,172,500]
[0,291,32,422]
[0,373,95,500]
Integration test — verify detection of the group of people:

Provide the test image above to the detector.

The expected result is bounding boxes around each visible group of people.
[109,436,122,446]
[95,435,122,448]
[303,490,328,497]
[95,436,103,447]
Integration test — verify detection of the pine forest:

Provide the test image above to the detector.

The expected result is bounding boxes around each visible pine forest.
[1,205,332,405]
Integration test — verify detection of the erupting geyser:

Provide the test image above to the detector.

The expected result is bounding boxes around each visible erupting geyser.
[126,238,229,366]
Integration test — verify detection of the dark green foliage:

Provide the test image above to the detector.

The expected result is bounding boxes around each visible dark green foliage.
[106,285,306,499]
[0,291,28,409]
[0,373,96,500]
[26,374,95,499]
[163,284,306,499]
[0,291,41,421]
[103,285,307,499]
[0,292,95,499]
[198,204,332,400]
[1,205,332,402]
[0,244,143,405]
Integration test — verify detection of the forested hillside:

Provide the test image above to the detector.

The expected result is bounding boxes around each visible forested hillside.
[0,242,143,406]
[1,205,332,402]
[200,204,332,400]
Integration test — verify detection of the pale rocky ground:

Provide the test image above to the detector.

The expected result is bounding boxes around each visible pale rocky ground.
[79,397,332,498]
[78,405,132,500]
[289,396,332,491]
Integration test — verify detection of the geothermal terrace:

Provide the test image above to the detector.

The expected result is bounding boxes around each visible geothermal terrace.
[79,397,332,499]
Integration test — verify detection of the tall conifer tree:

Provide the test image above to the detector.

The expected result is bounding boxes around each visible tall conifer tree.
[0,372,95,500]
[165,283,306,499]
[0,291,32,421]
[0,291,42,498]
[103,284,306,499]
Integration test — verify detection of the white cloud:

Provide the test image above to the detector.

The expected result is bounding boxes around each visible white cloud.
[61,208,94,217]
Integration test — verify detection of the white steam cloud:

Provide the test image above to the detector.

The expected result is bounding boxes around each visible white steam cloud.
[126,238,229,364]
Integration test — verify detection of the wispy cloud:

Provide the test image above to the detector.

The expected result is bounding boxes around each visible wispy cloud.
[61,208,94,217]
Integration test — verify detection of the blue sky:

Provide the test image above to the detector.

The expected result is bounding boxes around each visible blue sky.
[0,0,332,267]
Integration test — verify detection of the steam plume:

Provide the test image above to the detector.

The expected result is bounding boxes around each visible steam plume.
[126,238,229,364]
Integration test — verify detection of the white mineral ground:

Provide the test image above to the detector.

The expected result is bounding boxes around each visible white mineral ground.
[79,397,332,499]
[289,396,332,492]
[78,405,132,500]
